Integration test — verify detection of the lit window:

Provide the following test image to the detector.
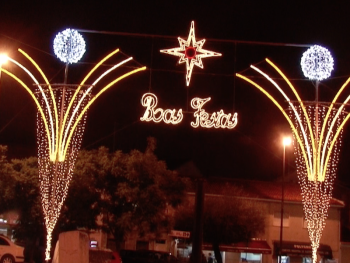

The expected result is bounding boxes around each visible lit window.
[90,240,98,248]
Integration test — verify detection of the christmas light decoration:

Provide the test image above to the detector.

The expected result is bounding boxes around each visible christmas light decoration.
[0,48,146,260]
[190,97,238,129]
[236,56,350,263]
[53,28,86,64]
[160,21,221,86]
[140,93,183,124]
[301,45,334,81]
[140,93,238,128]
[0,54,8,65]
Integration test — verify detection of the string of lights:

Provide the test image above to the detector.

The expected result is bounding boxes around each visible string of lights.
[0,41,146,259]
[236,45,350,263]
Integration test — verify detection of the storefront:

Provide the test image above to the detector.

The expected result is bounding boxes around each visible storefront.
[202,239,271,263]
[273,241,333,263]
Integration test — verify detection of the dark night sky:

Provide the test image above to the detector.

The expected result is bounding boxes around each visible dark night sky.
[1,1,350,183]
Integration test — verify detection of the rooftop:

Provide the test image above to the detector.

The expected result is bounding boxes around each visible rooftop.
[189,177,344,207]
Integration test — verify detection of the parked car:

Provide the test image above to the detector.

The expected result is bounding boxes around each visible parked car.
[0,235,24,263]
[89,248,121,263]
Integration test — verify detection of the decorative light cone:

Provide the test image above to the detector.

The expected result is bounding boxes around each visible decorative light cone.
[289,103,344,263]
[36,83,92,260]
[236,46,349,263]
[0,40,146,260]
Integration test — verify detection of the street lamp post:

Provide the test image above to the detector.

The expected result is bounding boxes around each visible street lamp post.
[279,137,291,263]
[0,54,8,99]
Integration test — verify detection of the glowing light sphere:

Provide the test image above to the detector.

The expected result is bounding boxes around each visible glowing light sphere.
[53,29,86,64]
[301,45,334,81]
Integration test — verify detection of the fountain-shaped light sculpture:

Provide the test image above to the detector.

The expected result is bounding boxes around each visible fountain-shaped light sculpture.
[0,28,146,260]
[237,45,350,263]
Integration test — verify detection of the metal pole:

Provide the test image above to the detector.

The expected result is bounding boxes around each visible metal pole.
[315,81,319,179]
[0,67,2,100]
[192,178,204,263]
[279,144,286,263]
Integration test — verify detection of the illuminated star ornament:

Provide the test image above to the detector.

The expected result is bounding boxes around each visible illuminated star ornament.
[160,21,221,86]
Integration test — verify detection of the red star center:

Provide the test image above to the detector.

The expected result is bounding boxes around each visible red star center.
[160,21,222,86]
[185,47,197,59]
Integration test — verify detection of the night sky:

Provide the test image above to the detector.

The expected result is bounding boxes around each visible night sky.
[1,1,350,183]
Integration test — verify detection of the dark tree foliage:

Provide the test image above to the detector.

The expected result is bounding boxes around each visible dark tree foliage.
[72,138,188,250]
[0,147,43,242]
[0,147,44,262]
[0,138,187,257]
[174,184,266,263]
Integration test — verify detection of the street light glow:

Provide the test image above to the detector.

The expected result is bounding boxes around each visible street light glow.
[283,137,292,146]
[0,54,8,65]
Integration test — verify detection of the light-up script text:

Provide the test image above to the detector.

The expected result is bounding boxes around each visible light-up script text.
[140,93,183,124]
[140,93,238,129]
[190,97,238,129]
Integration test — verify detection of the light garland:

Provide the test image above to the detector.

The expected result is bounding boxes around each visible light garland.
[139,93,238,129]
[190,97,238,129]
[301,45,334,81]
[236,56,350,263]
[53,29,86,64]
[290,104,343,263]
[0,49,146,260]
[140,93,183,124]
[160,21,221,86]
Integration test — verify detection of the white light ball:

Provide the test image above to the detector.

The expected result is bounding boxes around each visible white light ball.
[53,29,86,64]
[301,45,334,81]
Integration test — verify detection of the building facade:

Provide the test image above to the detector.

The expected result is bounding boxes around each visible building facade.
[95,178,344,263]
[181,179,343,263]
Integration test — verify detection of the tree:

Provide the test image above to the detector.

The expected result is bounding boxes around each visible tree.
[0,139,188,255]
[0,152,43,243]
[174,183,266,263]
[0,147,44,262]
[70,137,188,250]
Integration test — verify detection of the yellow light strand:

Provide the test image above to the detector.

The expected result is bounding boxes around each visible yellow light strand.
[266,59,317,180]
[0,68,52,155]
[18,49,59,160]
[61,57,133,155]
[251,65,314,179]
[236,73,311,177]
[322,112,350,180]
[318,76,350,179]
[59,48,120,161]
[61,66,146,160]
[5,57,56,157]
